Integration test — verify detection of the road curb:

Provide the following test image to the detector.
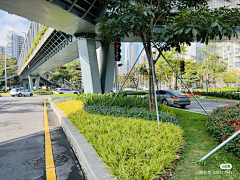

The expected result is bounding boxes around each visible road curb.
[48,97,115,180]
[191,98,240,104]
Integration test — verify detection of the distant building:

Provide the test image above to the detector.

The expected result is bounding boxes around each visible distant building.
[130,43,136,68]
[208,0,239,9]
[218,42,240,70]
[0,45,5,56]
[140,55,147,65]
[6,31,25,59]
[118,56,125,75]
[184,42,205,63]
[125,43,131,73]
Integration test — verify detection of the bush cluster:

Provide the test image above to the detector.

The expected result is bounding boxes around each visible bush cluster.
[56,100,184,179]
[33,90,53,94]
[84,105,179,125]
[119,90,149,96]
[76,92,176,116]
[193,91,240,100]
[185,92,202,96]
[205,102,240,156]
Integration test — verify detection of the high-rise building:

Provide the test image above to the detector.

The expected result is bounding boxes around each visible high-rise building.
[130,43,136,68]
[118,56,125,75]
[218,42,240,70]
[0,45,5,56]
[140,55,147,65]
[208,0,239,9]
[6,31,25,59]
[125,43,131,73]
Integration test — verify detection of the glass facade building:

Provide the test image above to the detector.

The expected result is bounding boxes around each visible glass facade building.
[6,31,25,59]
[0,45,5,56]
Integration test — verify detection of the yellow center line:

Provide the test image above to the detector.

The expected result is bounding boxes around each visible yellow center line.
[44,99,57,180]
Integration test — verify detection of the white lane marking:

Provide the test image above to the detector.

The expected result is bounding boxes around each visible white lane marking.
[0,103,9,107]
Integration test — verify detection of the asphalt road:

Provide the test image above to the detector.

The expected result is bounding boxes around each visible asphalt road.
[173,99,236,115]
[0,94,84,180]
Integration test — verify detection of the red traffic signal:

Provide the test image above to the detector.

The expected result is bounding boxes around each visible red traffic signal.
[75,67,81,70]
[60,66,67,69]
[180,60,185,72]
[115,42,121,61]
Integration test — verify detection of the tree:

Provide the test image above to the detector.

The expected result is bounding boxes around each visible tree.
[182,59,200,89]
[139,63,148,89]
[154,48,186,90]
[50,60,82,88]
[197,43,227,92]
[98,0,240,111]
[224,69,240,92]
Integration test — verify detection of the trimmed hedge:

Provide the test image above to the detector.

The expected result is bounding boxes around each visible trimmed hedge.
[206,102,240,156]
[33,90,53,94]
[119,90,149,96]
[192,91,240,100]
[84,105,179,125]
[56,100,184,179]
[75,92,176,116]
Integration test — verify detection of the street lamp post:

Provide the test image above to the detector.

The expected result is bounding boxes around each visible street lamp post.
[5,46,7,92]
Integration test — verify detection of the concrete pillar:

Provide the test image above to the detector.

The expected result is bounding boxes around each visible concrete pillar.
[100,43,115,93]
[77,39,102,94]
[22,79,27,89]
[28,76,33,91]
[50,84,52,90]
[36,75,40,90]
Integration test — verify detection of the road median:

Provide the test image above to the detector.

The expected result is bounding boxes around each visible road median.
[48,97,115,180]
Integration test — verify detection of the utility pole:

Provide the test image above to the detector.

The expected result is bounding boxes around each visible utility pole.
[5,46,7,92]
[115,62,118,94]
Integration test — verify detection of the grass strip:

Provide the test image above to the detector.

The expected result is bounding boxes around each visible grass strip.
[56,100,184,180]
[171,109,240,180]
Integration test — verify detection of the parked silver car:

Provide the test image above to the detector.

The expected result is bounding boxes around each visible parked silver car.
[53,88,79,94]
[10,88,33,97]
[145,90,190,108]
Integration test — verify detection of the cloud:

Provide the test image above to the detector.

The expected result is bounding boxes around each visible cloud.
[0,10,30,46]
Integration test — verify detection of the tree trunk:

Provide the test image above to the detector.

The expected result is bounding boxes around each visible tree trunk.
[165,72,171,89]
[140,32,155,111]
[174,74,178,90]
[148,59,156,111]
[154,71,159,90]
[236,82,238,92]
[143,75,145,89]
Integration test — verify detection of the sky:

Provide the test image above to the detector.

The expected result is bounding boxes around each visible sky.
[0,10,30,46]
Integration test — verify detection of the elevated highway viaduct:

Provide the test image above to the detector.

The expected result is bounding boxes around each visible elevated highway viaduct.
[1,0,240,93]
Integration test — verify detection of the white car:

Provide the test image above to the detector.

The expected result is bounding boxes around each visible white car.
[53,88,79,94]
[10,88,33,97]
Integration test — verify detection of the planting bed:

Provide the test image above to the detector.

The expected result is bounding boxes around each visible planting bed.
[206,102,240,157]
[52,93,184,179]
[56,100,183,179]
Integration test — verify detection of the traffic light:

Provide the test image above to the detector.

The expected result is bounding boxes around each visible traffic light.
[115,42,121,61]
[180,60,185,72]
[75,67,81,70]
[60,66,67,69]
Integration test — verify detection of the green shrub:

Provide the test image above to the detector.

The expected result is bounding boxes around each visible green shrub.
[33,90,53,94]
[56,100,184,179]
[193,91,240,100]
[119,90,149,96]
[205,103,240,156]
[84,105,179,125]
[76,92,176,116]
